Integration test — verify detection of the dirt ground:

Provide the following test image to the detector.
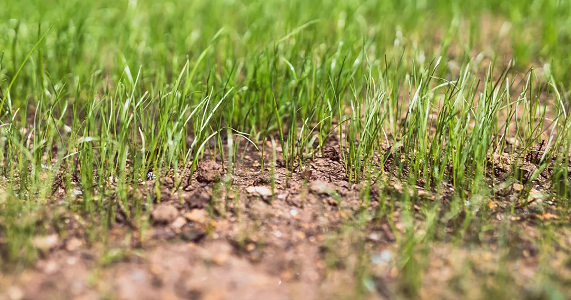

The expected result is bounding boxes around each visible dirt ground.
[0,137,570,300]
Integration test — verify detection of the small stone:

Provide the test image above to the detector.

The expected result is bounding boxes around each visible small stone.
[72,188,83,197]
[367,232,381,242]
[281,270,294,281]
[507,138,519,146]
[528,198,544,213]
[65,237,83,251]
[513,183,524,191]
[246,186,273,198]
[43,260,58,274]
[67,257,78,265]
[309,180,336,195]
[184,209,207,224]
[246,243,256,252]
[8,287,24,300]
[151,204,179,224]
[212,253,230,265]
[171,217,187,230]
[32,234,60,252]
[371,250,393,266]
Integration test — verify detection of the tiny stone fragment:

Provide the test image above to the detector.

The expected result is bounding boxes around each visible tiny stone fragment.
[246,186,273,198]
[171,217,187,230]
[212,253,229,266]
[151,204,179,224]
[65,237,83,251]
[513,183,524,191]
[309,180,337,195]
[32,234,60,252]
[8,287,24,300]
[184,209,208,224]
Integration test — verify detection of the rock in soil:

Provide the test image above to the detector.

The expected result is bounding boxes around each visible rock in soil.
[65,238,83,251]
[32,234,60,252]
[246,186,273,198]
[171,217,187,230]
[196,160,222,183]
[151,204,179,224]
[309,180,337,195]
[184,209,208,225]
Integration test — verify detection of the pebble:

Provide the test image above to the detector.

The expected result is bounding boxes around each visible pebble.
[32,234,60,252]
[246,243,256,252]
[309,180,336,195]
[171,217,187,230]
[184,209,207,224]
[513,183,524,191]
[246,186,273,198]
[8,287,23,300]
[151,204,179,224]
[65,237,83,251]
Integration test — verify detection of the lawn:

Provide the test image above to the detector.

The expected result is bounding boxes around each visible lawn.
[1,0,571,299]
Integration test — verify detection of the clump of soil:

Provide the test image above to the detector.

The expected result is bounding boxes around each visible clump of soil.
[196,160,222,183]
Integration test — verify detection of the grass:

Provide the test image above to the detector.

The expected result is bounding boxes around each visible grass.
[2,0,571,298]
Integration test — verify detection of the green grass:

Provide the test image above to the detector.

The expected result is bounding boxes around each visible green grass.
[2,0,571,298]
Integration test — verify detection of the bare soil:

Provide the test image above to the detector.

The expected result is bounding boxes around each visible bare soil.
[0,137,570,300]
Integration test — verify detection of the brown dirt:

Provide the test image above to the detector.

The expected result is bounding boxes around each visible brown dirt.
[0,137,570,300]
[0,140,359,300]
